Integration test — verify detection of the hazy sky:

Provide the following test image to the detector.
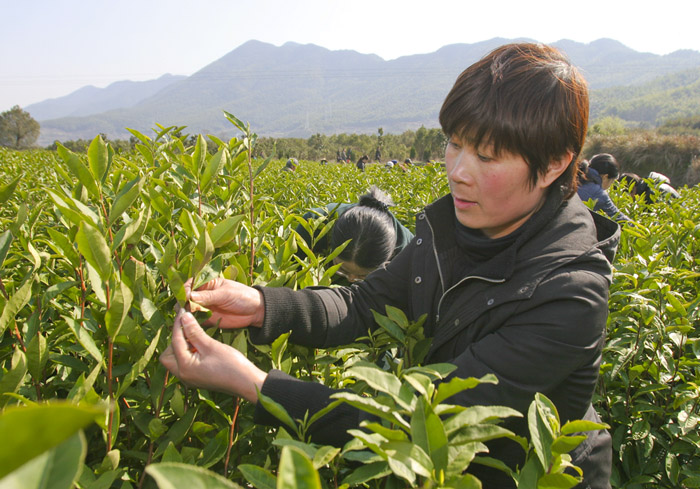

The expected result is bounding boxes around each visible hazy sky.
[2,0,700,112]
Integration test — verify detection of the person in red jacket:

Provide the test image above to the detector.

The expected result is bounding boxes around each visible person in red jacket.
[161,43,618,489]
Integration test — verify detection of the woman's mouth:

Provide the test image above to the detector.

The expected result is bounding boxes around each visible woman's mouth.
[453,195,477,210]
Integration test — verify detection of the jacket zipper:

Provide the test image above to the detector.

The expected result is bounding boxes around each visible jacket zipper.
[424,212,505,324]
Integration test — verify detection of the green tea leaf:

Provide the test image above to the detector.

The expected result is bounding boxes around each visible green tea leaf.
[153,406,199,459]
[238,464,276,489]
[0,230,12,268]
[528,393,558,471]
[560,419,609,435]
[257,392,298,433]
[105,280,134,340]
[108,176,142,224]
[346,363,402,398]
[0,402,104,478]
[0,173,22,205]
[87,135,109,184]
[277,446,322,489]
[210,215,244,248]
[200,148,228,192]
[57,143,100,199]
[76,222,113,282]
[371,309,405,343]
[550,434,587,455]
[340,461,391,486]
[0,431,86,489]
[536,472,581,488]
[0,348,28,409]
[443,405,521,435]
[191,228,214,279]
[146,462,242,489]
[116,326,163,398]
[26,333,47,381]
[192,135,207,177]
[433,375,494,406]
[67,361,103,402]
[44,228,79,267]
[0,278,33,337]
[410,397,448,472]
[64,316,103,363]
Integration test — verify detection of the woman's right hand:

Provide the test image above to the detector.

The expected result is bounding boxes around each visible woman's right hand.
[185,278,265,329]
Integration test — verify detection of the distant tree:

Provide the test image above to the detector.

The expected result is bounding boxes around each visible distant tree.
[589,116,627,136]
[0,105,40,149]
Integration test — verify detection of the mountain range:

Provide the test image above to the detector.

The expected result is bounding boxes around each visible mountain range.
[27,38,700,146]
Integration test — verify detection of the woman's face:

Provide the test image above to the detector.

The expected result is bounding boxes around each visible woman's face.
[600,174,616,191]
[444,135,566,239]
[332,258,374,283]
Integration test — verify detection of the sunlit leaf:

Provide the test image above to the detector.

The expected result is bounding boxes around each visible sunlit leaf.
[146,462,242,489]
[0,402,104,478]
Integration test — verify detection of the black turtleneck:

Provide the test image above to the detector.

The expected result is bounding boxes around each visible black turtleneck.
[448,187,566,286]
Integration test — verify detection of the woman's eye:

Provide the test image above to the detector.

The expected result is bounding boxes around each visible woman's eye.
[477,153,492,162]
[448,140,461,150]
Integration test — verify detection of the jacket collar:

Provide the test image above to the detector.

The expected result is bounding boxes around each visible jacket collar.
[422,190,620,287]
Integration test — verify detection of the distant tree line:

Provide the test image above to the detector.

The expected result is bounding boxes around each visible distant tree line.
[3,105,699,185]
[252,126,447,163]
[42,126,449,164]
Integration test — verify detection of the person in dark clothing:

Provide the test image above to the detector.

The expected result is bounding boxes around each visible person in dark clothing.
[355,154,369,172]
[295,186,414,282]
[161,43,618,489]
[619,172,653,202]
[577,154,631,221]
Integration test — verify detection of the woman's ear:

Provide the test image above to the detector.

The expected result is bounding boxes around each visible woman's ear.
[539,151,574,188]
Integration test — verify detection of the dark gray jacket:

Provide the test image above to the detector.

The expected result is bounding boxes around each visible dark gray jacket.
[253,192,620,488]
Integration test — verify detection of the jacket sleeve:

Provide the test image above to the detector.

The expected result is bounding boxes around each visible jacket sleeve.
[254,369,363,446]
[249,239,416,348]
[248,243,417,445]
[596,191,631,222]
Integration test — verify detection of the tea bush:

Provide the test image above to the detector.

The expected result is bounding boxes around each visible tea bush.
[0,118,698,488]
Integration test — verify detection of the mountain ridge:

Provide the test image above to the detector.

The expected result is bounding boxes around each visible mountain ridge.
[29,38,700,145]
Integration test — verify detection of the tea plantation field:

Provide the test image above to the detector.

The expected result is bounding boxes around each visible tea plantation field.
[0,124,698,488]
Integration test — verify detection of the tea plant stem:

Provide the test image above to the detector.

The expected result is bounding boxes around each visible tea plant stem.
[12,323,26,351]
[106,283,114,453]
[138,442,155,489]
[247,146,255,281]
[77,264,87,321]
[0,276,8,300]
[138,371,169,489]
[224,397,241,476]
[107,339,114,451]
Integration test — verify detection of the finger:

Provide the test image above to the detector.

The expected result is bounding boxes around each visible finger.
[160,344,176,372]
[184,278,194,300]
[189,284,227,307]
[180,312,208,352]
[171,309,191,361]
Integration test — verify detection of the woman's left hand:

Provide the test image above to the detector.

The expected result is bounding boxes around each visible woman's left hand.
[160,308,267,403]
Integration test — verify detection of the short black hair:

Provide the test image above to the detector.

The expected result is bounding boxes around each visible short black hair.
[439,43,589,198]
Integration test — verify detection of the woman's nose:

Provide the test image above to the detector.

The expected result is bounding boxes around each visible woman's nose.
[449,151,473,184]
